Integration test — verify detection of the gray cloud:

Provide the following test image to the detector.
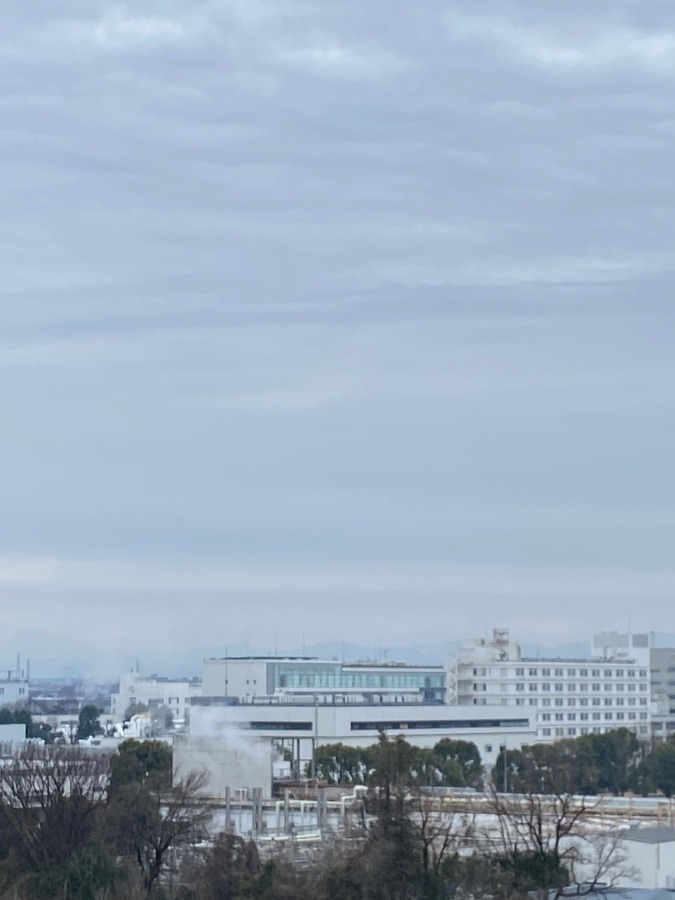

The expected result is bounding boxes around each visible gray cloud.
[2,1,675,672]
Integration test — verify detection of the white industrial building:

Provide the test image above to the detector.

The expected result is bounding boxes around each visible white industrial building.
[202,656,446,705]
[453,629,651,742]
[189,698,535,772]
[111,671,202,723]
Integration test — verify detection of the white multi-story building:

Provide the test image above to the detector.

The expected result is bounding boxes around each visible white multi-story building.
[111,671,202,723]
[454,628,651,742]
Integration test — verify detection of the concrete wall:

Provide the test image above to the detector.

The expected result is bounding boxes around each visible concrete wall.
[201,659,269,701]
[0,681,29,708]
[173,734,272,799]
[651,648,675,717]
[615,837,675,889]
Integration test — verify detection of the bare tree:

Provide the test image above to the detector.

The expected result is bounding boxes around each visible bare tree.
[105,769,210,897]
[478,786,637,899]
[482,785,598,896]
[0,744,110,872]
[411,793,475,877]
[567,827,638,893]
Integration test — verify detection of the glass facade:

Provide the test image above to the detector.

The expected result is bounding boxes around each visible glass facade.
[268,663,445,701]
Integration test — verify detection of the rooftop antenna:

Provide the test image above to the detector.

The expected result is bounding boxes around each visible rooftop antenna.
[274,631,278,656]
[16,654,20,679]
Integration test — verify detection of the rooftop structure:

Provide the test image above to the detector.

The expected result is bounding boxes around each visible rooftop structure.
[592,632,653,667]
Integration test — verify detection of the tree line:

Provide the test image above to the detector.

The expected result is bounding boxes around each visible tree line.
[2,727,674,898]
[0,731,645,899]
[495,727,675,797]
[315,729,675,799]
[311,737,483,788]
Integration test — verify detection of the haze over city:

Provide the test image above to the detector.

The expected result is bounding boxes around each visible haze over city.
[3,1,675,675]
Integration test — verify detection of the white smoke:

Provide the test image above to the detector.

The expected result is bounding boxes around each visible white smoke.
[187,705,273,768]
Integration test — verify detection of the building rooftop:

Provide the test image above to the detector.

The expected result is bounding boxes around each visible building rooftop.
[520,657,641,664]
[191,697,525,714]
[204,656,443,668]
[205,656,320,662]
[555,891,675,900]
[343,661,444,669]
[621,826,675,844]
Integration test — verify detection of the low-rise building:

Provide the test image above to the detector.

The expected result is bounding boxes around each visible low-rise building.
[611,827,675,889]
[110,671,201,723]
[189,698,535,772]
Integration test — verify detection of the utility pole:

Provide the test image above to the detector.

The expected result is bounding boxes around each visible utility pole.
[502,741,508,793]
[310,694,319,780]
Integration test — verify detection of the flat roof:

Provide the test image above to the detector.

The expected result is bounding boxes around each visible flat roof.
[204,657,443,668]
[192,697,524,713]
[520,657,641,664]
[205,656,319,662]
[621,827,675,844]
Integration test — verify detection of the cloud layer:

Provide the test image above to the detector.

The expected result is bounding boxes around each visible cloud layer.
[2,1,675,672]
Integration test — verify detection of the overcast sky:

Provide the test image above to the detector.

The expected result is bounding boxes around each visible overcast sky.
[2,1,675,674]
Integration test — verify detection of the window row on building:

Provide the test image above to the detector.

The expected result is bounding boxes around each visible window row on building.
[541,725,650,737]
[471,666,648,678]
[539,711,649,722]
[511,682,648,692]
[474,697,649,707]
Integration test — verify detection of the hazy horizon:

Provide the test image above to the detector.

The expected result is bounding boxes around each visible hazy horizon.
[3,2,675,672]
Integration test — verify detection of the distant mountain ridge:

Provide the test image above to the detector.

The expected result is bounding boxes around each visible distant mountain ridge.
[4,632,674,680]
